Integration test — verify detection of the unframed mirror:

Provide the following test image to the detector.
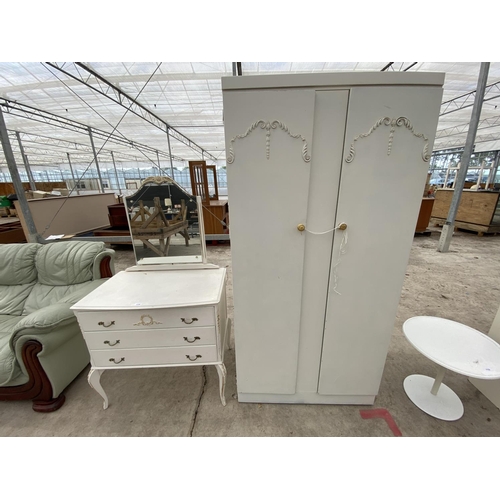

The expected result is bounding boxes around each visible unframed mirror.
[124,176,207,266]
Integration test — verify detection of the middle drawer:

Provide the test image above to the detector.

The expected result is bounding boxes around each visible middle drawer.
[83,326,217,350]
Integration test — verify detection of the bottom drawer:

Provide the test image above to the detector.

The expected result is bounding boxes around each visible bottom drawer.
[90,345,218,368]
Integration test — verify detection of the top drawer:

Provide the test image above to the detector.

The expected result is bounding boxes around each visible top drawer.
[75,306,215,332]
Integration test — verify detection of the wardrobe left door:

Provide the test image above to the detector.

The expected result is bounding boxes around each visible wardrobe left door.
[223,88,316,396]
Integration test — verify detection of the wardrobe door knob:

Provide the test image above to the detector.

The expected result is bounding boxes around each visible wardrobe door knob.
[297,224,306,232]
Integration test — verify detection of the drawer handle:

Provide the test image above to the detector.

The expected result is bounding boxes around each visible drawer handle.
[98,321,115,328]
[109,357,125,364]
[104,340,120,347]
[183,336,201,344]
[186,355,202,361]
[181,318,198,325]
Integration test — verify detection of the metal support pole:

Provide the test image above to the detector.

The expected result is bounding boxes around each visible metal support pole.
[232,62,242,76]
[486,150,500,190]
[0,108,43,243]
[155,150,165,176]
[110,151,122,195]
[88,128,105,193]
[166,129,175,179]
[438,62,490,253]
[15,131,36,191]
[66,152,80,195]
[475,160,485,190]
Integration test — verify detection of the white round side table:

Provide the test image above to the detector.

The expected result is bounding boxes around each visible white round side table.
[403,316,500,421]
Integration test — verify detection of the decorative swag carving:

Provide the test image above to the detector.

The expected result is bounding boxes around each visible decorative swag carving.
[345,117,430,163]
[227,120,311,164]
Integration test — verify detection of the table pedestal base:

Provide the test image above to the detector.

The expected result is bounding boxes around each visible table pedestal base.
[403,374,464,421]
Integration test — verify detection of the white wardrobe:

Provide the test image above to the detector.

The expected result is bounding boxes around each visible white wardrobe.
[222,72,444,404]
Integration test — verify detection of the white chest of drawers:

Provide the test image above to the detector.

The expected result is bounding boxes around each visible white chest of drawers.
[71,267,229,408]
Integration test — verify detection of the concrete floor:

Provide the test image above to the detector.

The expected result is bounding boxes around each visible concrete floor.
[1,230,500,437]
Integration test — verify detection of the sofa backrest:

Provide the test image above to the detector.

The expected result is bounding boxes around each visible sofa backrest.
[0,243,40,286]
[0,241,107,316]
[35,241,106,286]
[0,243,40,316]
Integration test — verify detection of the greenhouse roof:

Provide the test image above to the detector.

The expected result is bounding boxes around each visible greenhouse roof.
[1,62,499,169]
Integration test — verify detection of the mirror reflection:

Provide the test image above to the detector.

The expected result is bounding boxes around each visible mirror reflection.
[124,176,206,265]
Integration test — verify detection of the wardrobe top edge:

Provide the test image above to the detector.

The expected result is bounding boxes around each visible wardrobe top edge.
[221,72,445,90]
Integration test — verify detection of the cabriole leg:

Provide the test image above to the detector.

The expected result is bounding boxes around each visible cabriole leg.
[88,368,109,410]
[215,363,227,406]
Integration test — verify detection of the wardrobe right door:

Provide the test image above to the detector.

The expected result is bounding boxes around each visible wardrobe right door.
[318,84,443,398]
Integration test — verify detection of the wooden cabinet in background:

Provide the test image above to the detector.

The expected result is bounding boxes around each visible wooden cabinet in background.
[430,189,500,235]
[415,198,435,233]
[188,160,229,237]
[202,201,229,236]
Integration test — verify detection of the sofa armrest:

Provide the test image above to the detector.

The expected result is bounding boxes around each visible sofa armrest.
[10,303,77,353]
[93,249,116,279]
[10,278,108,353]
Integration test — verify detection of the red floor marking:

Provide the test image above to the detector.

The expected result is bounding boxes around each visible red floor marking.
[359,409,403,437]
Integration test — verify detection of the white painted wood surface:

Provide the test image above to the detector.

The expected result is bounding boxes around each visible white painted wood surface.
[224,89,316,395]
[222,72,445,90]
[72,268,228,407]
[72,269,226,309]
[223,73,443,404]
[318,85,443,396]
[84,326,217,349]
[76,307,215,331]
[90,345,219,367]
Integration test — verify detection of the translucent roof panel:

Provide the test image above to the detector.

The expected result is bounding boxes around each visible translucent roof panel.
[0,62,499,170]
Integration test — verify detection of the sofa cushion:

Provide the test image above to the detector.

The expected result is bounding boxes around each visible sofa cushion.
[22,282,93,315]
[36,241,106,286]
[0,315,25,387]
[0,243,40,285]
[0,283,36,316]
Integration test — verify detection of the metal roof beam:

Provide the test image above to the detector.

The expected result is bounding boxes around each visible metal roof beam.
[435,131,500,150]
[0,97,184,162]
[436,115,500,139]
[46,62,217,162]
[403,62,418,71]
[7,130,151,163]
[440,80,500,116]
